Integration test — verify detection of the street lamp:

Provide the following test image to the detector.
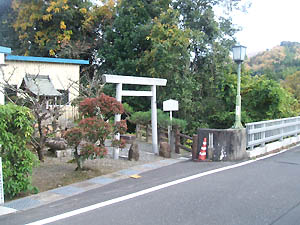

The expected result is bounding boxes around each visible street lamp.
[232,45,246,129]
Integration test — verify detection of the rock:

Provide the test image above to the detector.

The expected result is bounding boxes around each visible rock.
[46,138,68,150]
[128,142,139,161]
[121,135,136,144]
[159,142,171,158]
[55,149,73,158]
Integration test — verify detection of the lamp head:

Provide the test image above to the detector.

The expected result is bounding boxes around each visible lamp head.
[232,45,247,63]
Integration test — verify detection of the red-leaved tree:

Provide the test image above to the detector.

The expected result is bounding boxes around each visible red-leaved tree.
[64,93,127,170]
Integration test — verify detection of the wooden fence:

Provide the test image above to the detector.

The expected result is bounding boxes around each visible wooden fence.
[136,124,198,158]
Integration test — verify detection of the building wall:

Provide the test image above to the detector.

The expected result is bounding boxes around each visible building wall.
[1,60,80,121]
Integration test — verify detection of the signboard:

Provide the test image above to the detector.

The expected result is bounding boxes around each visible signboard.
[163,99,178,112]
[0,157,4,204]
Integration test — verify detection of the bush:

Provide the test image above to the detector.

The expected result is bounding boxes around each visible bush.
[0,104,38,199]
[130,109,187,130]
[65,93,127,170]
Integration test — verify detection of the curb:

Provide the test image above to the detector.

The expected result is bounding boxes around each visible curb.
[0,157,189,216]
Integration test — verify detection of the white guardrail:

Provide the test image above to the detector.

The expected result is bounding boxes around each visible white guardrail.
[246,116,300,150]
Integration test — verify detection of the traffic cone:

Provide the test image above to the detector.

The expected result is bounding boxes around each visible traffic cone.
[198,138,207,161]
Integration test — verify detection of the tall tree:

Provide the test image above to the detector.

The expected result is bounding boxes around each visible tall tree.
[0,0,21,53]
[139,8,194,117]
[99,0,171,111]
[169,0,238,132]
[98,0,171,75]
[11,0,114,58]
[281,71,300,107]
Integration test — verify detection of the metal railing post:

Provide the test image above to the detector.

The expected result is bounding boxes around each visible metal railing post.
[280,120,284,141]
[261,123,266,147]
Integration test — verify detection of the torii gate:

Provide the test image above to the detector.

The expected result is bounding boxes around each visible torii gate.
[102,74,167,159]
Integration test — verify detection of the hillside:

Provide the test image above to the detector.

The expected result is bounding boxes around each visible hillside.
[246,41,300,80]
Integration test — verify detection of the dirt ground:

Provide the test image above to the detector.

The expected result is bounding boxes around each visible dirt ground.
[31,145,165,193]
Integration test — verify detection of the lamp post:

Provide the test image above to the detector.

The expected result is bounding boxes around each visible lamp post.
[232,45,246,129]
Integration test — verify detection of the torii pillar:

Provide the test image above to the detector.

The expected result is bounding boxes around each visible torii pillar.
[102,74,167,159]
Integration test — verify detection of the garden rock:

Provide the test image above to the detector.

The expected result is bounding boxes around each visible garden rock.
[128,142,139,161]
[46,138,68,150]
[159,142,171,158]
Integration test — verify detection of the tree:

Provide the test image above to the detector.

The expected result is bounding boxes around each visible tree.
[0,66,77,162]
[208,73,299,128]
[0,103,39,199]
[99,0,171,111]
[242,75,298,122]
[281,71,300,107]
[138,8,197,126]
[10,0,114,59]
[139,8,192,99]
[99,0,171,74]
[99,0,242,133]
[64,93,127,170]
[165,0,238,133]
[0,0,22,53]
[246,42,300,81]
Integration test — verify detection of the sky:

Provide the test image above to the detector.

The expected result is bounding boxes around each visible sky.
[231,0,300,56]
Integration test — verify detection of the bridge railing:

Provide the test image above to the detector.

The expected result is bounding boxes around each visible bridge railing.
[246,116,300,149]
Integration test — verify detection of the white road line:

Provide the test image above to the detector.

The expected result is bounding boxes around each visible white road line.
[26,149,288,225]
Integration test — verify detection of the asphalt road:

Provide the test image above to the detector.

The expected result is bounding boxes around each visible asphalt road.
[1,146,300,225]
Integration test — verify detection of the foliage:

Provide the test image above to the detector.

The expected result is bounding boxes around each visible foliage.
[4,0,294,134]
[99,0,170,74]
[242,75,298,121]
[79,93,124,120]
[0,70,72,162]
[208,73,299,128]
[246,41,300,80]
[0,0,22,53]
[65,93,127,170]
[129,109,187,130]
[0,104,38,199]
[10,0,114,58]
[129,111,151,126]
[99,0,240,134]
[139,8,192,104]
[281,71,300,107]
[99,0,171,111]
[122,103,134,116]
[171,118,188,132]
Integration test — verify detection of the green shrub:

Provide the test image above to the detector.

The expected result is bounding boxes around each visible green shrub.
[129,110,151,125]
[130,109,187,130]
[0,104,38,199]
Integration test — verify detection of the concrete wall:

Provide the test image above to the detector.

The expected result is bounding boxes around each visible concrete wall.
[198,128,248,161]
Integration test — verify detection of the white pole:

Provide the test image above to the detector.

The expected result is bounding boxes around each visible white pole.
[114,83,122,159]
[168,111,173,146]
[0,156,4,204]
[151,85,158,154]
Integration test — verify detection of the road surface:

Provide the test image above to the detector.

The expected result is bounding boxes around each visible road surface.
[1,146,300,225]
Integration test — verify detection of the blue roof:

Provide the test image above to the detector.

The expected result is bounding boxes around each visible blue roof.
[0,46,12,54]
[5,55,89,65]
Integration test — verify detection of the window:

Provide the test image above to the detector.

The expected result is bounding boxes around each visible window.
[57,89,69,105]
[4,85,17,104]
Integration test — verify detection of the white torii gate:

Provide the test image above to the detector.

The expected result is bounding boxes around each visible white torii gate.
[102,74,167,159]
